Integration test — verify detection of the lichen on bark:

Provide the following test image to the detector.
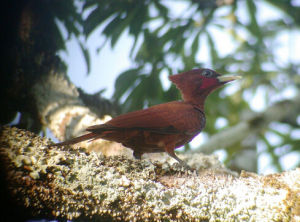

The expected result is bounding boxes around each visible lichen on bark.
[0,126,299,221]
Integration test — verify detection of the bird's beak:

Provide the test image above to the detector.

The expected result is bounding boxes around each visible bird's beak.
[217,75,242,83]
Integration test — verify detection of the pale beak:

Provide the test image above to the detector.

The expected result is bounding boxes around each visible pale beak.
[217,75,242,83]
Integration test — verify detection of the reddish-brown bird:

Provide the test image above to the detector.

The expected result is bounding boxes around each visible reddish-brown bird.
[52,68,240,167]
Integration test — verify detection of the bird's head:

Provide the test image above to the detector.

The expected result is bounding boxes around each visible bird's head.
[169,68,241,108]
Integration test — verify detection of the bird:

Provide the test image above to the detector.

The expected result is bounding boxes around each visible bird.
[51,68,241,168]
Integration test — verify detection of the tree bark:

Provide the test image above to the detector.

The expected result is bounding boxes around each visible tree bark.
[1,126,299,221]
[31,69,130,157]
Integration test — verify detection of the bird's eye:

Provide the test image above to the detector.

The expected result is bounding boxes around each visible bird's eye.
[202,69,213,77]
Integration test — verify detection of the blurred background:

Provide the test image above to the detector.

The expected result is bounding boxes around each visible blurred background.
[2,0,300,174]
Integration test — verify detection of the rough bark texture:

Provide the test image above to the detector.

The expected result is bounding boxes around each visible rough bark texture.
[1,126,299,221]
[31,69,128,157]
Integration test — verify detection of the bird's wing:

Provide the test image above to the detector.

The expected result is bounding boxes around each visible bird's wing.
[87,101,205,135]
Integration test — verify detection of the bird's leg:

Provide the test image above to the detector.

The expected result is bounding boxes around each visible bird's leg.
[165,146,192,170]
[133,150,157,168]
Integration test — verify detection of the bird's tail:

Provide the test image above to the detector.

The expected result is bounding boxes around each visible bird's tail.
[49,133,97,147]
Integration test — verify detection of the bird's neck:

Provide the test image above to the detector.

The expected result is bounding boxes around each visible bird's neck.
[189,102,205,112]
[194,102,205,111]
[183,94,207,111]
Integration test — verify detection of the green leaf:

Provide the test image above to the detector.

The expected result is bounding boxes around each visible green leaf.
[153,0,169,19]
[78,41,91,75]
[51,0,82,37]
[82,0,98,11]
[128,3,148,36]
[84,7,115,36]
[53,21,67,51]
[135,29,164,62]
[206,32,219,66]
[102,14,132,48]
[246,0,261,39]
[147,70,164,105]
[114,68,141,101]
[123,75,147,111]
[191,31,201,58]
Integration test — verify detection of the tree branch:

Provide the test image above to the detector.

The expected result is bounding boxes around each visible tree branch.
[31,69,128,156]
[0,127,299,221]
[194,94,300,154]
